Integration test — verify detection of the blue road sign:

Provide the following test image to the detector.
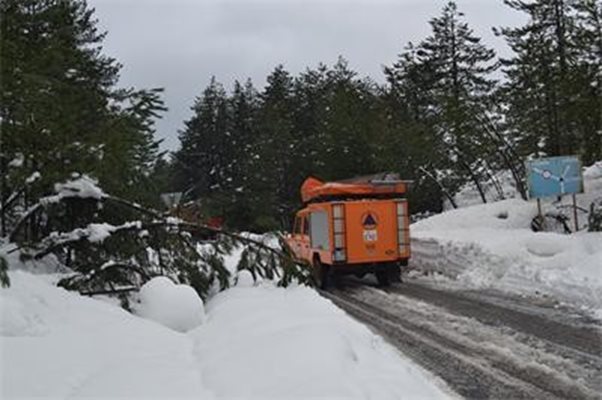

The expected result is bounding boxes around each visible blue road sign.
[526,156,584,199]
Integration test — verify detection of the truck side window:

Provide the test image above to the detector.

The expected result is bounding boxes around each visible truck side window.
[309,211,329,250]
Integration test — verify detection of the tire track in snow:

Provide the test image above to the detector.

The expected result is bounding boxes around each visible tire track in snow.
[322,286,600,400]
[386,281,602,364]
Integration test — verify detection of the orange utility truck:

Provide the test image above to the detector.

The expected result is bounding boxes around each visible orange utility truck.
[286,173,411,288]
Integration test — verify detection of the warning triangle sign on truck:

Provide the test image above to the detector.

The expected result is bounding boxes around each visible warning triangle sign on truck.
[363,213,377,228]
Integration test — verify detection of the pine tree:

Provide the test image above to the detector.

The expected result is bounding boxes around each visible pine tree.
[225,79,260,228]
[383,44,456,210]
[321,57,382,181]
[571,0,602,164]
[173,77,230,207]
[385,1,500,205]
[497,0,601,164]
[292,63,331,178]
[251,65,297,229]
[0,0,165,235]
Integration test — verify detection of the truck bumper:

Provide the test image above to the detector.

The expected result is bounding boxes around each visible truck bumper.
[329,259,408,276]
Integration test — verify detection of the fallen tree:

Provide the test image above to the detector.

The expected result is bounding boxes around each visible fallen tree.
[8,174,311,306]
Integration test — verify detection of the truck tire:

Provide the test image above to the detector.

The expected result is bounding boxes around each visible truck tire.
[391,264,402,283]
[375,270,390,287]
[313,256,330,290]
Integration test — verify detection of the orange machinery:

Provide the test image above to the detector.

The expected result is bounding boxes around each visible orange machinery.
[286,174,411,288]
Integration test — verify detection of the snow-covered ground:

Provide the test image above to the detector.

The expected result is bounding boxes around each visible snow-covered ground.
[411,162,602,318]
[1,268,452,399]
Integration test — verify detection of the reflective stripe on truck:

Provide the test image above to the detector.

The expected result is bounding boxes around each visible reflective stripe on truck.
[395,200,410,257]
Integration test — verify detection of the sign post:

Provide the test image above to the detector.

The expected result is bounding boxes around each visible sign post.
[525,156,584,232]
[573,194,579,232]
[536,198,544,230]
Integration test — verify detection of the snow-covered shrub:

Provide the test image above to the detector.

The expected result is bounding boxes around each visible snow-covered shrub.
[135,276,204,332]
[237,234,309,288]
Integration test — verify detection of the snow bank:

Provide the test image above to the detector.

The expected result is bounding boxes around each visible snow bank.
[448,161,602,231]
[411,172,602,315]
[414,198,537,232]
[2,271,452,399]
[412,229,602,308]
[191,284,451,399]
[1,271,213,399]
[135,276,205,332]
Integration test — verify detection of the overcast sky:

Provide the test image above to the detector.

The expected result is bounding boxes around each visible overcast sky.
[90,0,524,151]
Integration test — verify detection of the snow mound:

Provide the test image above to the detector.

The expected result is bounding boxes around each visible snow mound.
[412,201,602,315]
[2,270,451,399]
[1,294,49,337]
[1,271,213,398]
[414,198,537,232]
[191,285,450,399]
[235,269,254,287]
[135,276,205,332]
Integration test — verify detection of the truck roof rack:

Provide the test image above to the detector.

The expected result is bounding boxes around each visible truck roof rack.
[301,173,411,204]
[335,172,403,184]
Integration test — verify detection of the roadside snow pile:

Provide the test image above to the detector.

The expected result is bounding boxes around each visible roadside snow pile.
[415,198,536,231]
[191,284,451,399]
[411,163,602,316]
[135,276,205,332]
[2,271,452,399]
[1,271,213,399]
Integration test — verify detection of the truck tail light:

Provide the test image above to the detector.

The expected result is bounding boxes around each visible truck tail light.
[396,201,409,254]
[332,204,346,262]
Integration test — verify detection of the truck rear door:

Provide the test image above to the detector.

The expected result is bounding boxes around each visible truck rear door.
[345,200,399,264]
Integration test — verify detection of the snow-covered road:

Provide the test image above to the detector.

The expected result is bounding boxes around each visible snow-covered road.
[322,277,602,400]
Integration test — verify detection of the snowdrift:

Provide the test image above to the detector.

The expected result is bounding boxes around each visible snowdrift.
[1,271,212,398]
[411,162,602,317]
[1,270,451,399]
[191,284,450,399]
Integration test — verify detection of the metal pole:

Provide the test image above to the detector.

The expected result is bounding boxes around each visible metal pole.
[537,198,544,231]
[573,194,579,232]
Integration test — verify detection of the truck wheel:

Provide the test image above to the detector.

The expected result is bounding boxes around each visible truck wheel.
[313,256,330,290]
[375,270,390,287]
[391,264,402,283]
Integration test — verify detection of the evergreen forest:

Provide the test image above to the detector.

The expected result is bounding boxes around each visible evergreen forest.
[1,0,600,292]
